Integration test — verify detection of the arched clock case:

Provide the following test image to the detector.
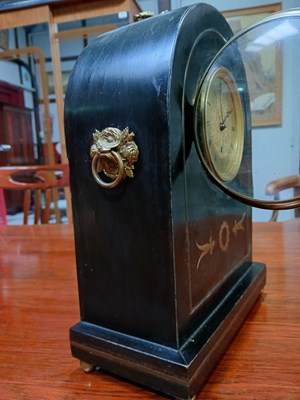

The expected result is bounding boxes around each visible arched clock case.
[64,4,267,399]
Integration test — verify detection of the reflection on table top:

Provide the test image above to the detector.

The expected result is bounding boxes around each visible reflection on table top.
[0,221,299,399]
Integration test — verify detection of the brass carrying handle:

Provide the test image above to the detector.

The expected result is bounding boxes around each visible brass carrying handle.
[90,127,139,189]
[91,151,124,189]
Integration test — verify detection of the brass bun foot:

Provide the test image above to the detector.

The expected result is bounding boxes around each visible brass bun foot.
[80,360,95,373]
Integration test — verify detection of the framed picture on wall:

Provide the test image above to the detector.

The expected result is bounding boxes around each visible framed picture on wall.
[223,3,282,127]
[0,30,9,50]
[47,70,72,96]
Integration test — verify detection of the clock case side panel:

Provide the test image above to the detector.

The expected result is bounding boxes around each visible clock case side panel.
[169,5,264,347]
[64,7,190,349]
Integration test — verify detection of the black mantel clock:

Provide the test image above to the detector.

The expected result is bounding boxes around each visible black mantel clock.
[64,4,300,399]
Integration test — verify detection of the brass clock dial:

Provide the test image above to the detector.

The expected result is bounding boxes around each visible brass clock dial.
[196,66,245,182]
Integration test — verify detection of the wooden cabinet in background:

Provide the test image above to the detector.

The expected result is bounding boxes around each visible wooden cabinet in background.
[0,105,35,164]
[0,104,35,213]
[0,80,24,107]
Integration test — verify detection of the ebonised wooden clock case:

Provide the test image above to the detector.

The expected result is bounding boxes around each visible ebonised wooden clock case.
[64,3,266,399]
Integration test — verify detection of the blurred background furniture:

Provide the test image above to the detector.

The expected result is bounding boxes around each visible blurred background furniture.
[266,175,300,221]
[0,163,69,224]
[0,142,10,224]
[0,188,6,224]
[0,82,36,213]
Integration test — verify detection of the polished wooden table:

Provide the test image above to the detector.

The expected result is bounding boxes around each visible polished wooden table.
[0,221,299,399]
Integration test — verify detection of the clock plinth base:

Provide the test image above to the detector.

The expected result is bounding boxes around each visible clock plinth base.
[70,262,266,400]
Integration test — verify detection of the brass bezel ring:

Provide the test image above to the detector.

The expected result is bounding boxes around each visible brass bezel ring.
[91,151,124,189]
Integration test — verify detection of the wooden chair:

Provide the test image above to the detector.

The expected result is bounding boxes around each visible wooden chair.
[0,164,69,224]
[265,175,300,221]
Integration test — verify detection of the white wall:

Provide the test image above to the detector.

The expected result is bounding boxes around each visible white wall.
[0,28,23,87]
[138,0,159,13]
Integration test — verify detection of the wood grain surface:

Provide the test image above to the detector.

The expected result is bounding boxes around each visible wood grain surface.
[0,221,299,399]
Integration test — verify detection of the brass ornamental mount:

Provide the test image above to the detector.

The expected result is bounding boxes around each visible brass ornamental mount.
[133,11,154,22]
[90,127,139,189]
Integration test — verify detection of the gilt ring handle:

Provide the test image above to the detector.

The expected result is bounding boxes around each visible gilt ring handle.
[91,151,124,189]
[90,127,139,190]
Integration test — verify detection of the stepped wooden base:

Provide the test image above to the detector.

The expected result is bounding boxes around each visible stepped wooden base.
[70,262,266,400]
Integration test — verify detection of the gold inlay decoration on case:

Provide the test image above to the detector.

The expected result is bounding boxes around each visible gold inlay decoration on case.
[196,236,216,269]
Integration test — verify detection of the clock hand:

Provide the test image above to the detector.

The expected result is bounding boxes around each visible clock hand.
[219,81,225,122]
[219,109,233,131]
